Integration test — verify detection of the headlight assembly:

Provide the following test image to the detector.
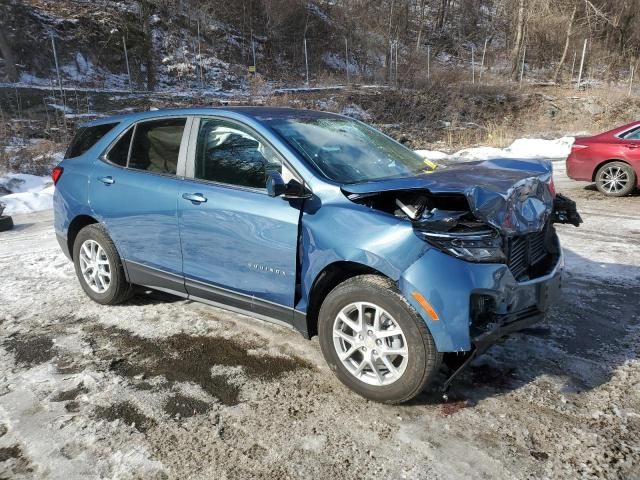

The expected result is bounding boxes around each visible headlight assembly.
[417,229,505,263]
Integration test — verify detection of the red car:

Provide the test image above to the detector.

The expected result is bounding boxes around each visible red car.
[566,121,640,196]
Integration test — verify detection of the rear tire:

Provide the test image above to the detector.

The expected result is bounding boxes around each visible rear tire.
[318,275,442,404]
[0,215,13,232]
[73,224,133,305]
[595,161,636,196]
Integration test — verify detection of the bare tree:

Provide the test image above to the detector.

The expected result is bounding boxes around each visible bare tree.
[510,0,526,80]
[141,0,156,91]
[553,2,578,83]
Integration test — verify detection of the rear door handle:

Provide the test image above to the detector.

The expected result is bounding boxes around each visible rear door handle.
[625,144,639,149]
[182,192,207,204]
[98,176,115,185]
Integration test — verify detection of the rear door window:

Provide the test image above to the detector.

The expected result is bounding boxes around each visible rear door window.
[128,118,187,175]
[65,123,118,159]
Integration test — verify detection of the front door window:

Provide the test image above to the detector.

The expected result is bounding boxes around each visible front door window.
[195,119,282,189]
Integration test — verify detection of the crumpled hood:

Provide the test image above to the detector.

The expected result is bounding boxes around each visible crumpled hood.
[341,158,555,236]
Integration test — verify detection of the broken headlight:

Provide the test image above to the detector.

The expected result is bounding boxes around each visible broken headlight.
[418,229,506,263]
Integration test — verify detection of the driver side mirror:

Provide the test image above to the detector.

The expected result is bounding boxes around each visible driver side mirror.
[266,172,311,199]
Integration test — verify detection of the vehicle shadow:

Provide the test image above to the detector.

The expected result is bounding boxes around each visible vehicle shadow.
[582,183,640,197]
[410,247,640,406]
[126,287,186,306]
[2,221,33,233]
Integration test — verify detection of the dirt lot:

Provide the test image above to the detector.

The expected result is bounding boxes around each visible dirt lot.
[0,162,638,480]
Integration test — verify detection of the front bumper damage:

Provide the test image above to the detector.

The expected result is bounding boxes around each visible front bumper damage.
[440,251,563,397]
[399,231,566,398]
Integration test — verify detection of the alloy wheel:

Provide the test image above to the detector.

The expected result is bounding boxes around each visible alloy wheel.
[599,166,630,194]
[79,239,111,293]
[332,302,409,386]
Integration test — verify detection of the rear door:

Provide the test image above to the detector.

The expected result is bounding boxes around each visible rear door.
[90,117,191,293]
[177,117,301,320]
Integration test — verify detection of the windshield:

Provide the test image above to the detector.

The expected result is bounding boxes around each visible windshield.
[267,116,436,183]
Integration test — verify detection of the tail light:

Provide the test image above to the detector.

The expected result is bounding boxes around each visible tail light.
[571,144,589,151]
[51,166,64,185]
[548,176,556,197]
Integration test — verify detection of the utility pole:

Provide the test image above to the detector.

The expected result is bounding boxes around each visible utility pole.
[394,41,399,87]
[576,39,587,90]
[122,36,133,93]
[50,33,67,137]
[304,37,309,86]
[345,37,350,85]
[471,46,475,83]
[389,41,393,85]
[251,31,257,72]
[479,38,488,82]
[519,45,526,88]
[197,21,203,89]
[427,44,431,80]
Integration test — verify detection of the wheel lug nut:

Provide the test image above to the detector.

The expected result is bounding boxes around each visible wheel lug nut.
[376,339,382,346]
[358,335,363,341]
[367,330,373,336]
[372,350,378,356]
[362,346,367,352]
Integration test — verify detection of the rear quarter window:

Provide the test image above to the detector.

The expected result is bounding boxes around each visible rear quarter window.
[65,123,118,159]
[622,126,640,140]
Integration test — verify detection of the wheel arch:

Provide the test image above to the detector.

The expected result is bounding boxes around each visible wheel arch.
[67,214,99,260]
[592,158,633,182]
[303,261,390,339]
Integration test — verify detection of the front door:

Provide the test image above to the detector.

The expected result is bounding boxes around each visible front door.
[177,117,300,320]
[90,117,189,293]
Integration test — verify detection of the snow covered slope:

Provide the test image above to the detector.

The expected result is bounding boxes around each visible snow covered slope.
[0,174,54,215]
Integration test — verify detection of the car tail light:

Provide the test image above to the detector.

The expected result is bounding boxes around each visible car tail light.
[51,166,64,185]
[571,144,589,151]
[548,176,556,197]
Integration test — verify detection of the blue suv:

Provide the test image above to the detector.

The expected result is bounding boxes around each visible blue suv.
[53,107,580,403]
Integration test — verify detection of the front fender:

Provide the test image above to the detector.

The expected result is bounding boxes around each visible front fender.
[399,249,507,352]
[297,200,427,312]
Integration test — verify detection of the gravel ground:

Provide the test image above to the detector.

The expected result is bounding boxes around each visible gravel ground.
[0,161,638,480]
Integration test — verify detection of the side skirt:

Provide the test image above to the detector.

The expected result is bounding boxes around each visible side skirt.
[123,260,308,337]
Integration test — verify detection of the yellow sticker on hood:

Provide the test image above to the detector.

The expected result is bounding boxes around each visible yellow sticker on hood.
[423,159,438,171]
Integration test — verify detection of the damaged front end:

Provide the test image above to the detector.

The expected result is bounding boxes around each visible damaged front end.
[342,159,582,396]
[344,159,581,281]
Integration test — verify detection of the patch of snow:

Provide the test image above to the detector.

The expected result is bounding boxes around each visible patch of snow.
[415,137,575,162]
[0,174,52,194]
[0,174,54,215]
[322,52,359,75]
[1,186,55,215]
[340,104,371,121]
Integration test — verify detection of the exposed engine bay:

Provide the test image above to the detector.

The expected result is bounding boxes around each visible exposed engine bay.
[346,187,582,280]
[348,189,582,231]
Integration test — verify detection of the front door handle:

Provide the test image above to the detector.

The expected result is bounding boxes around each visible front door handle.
[182,192,207,204]
[98,176,115,185]
[625,144,639,149]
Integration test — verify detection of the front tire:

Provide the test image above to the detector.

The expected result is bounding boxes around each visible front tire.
[318,275,442,404]
[73,224,133,305]
[595,161,636,196]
